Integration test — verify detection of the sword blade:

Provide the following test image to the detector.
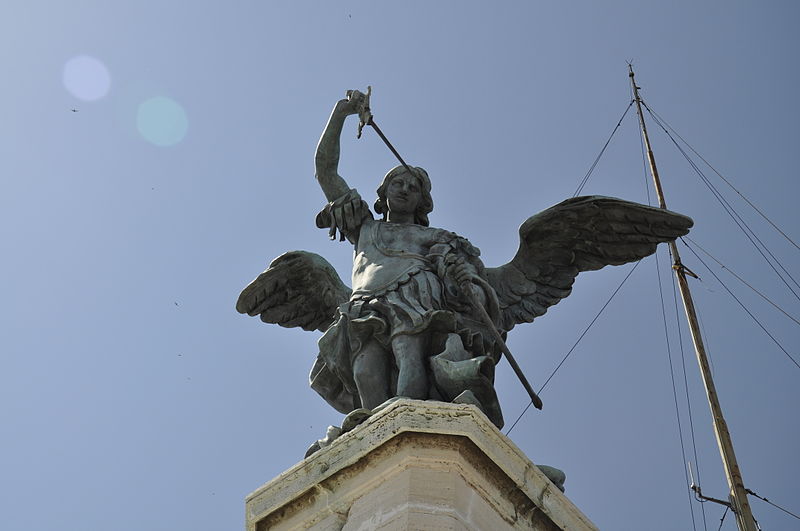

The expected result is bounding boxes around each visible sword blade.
[368,118,413,174]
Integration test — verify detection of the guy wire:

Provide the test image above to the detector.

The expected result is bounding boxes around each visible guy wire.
[642,101,800,302]
[505,260,643,436]
[681,239,800,370]
[684,236,800,327]
[656,245,700,531]
[646,104,800,252]
[669,244,709,529]
[572,100,634,197]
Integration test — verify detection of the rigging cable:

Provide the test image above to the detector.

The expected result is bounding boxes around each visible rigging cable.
[681,238,800,370]
[644,98,800,521]
[508,101,640,436]
[638,98,707,530]
[572,100,635,197]
[716,507,729,531]
[643,104,800,297]
[746,488,800,521]
[655,246,700,531]
[642,120,702,530]
[645,104,800,252]
[648,105,800,297]
[505,260,643,436]
[684,236,800,328]
[641,101,800,302]
[669,244,709,529]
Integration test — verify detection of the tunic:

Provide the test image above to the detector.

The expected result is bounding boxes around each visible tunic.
[316,218,462,402]
[309,195,504,427]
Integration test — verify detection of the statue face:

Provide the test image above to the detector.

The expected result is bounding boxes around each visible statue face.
[385,173,421,215]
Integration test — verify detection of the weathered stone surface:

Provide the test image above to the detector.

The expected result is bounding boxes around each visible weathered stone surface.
[246,399,598,531]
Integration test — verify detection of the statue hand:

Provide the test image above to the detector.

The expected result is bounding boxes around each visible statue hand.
[317,189,369,241]
[445,255,492,315]
[335,89,367,117]
[446,256,480,287]
[331,193,368,237]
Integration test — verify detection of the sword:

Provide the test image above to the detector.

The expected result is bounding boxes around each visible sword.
[347,86,544,410]
[347,86,414,175]
[461,282,544,410]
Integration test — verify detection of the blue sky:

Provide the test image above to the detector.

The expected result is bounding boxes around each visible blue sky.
[2,2,798,530]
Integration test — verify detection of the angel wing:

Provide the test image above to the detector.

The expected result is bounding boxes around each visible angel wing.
[485,196,693,332]
[236,251,351,332]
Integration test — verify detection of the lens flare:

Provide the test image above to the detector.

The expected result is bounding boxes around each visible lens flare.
[62,55,111,101]
[136,96,189,147]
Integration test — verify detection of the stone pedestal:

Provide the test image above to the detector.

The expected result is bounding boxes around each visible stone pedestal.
[246,400,597,530]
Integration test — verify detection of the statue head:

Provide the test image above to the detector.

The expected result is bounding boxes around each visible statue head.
[374,165,433,226]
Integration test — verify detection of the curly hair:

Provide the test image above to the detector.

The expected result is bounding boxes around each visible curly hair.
[373,165,433,226]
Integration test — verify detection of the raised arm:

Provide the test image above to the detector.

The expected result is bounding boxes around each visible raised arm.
[314,91,366,201]
[314,90,371,243]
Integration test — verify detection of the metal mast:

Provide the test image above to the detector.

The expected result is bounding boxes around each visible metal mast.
[628,65,757,531]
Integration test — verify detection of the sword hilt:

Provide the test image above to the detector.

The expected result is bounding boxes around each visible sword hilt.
[346,86,372,139]
[348,86,414,178]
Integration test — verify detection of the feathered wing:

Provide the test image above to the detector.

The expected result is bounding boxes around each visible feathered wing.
[236,251,351,332]
[485,196,693,332]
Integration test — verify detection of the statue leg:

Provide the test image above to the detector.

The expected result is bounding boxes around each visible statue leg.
[352,339,390,409]
[392,333,428,400]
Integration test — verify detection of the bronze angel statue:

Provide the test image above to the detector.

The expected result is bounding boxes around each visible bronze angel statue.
[237,90,693,432]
